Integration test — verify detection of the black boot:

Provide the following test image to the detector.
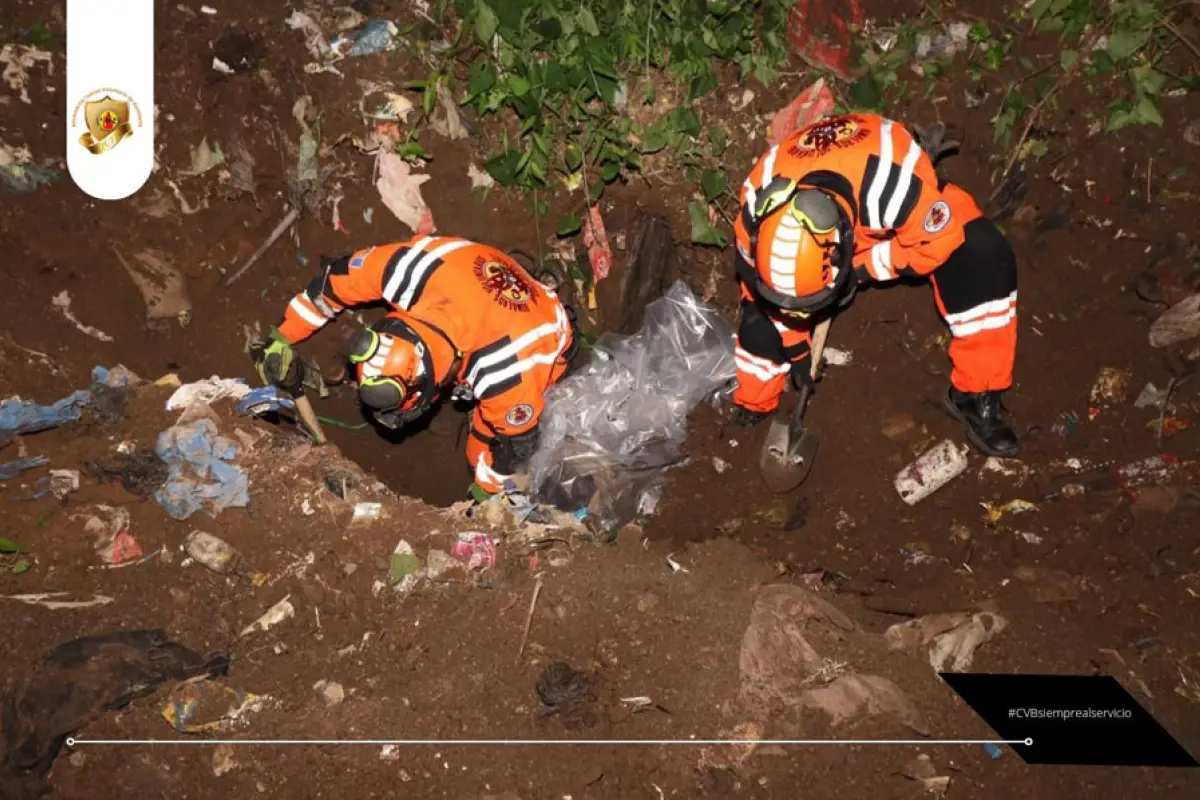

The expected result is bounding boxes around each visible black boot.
[732,405,772,428]
[944,387,1019,457]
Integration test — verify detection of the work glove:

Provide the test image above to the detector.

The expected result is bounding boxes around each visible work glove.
[467,482,493,504]
[791,355,817,393]
[910,121,960,168]
[250,327,302,393]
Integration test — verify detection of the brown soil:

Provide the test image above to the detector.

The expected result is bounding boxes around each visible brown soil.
[2,1,1200,798]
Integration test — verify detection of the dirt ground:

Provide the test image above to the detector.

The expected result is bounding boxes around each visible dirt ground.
[3,1,1200,798]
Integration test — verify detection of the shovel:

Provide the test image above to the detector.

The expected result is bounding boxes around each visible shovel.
[759,317,831,493]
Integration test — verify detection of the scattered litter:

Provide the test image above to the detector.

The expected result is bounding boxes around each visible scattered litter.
[379,744,399,762]
[822,347,852,367]
[1135,382,1169,410]
[895,440,970,505]
[0,389,90,435]
[582,206,613,284]
[212,743,237,776]
[313,679,346,707]
[74,504,144,566]
[1116,454,1179,489]
[886,611,1008,673]
[1051,410,1080,437]
[239,595,295,637]
[153,418,250,519]
[0,43,54,104]
[225,138,256,197]
[712,457,730,474]
[333,19,399,57]
[0,456,48,481]
[286,10,333,64]
[200,5,217,14]
[1149,294,1200,348]
[46,469,80,499]
[236,385,297,421]
[901,543,938,567]
[1148,417,1191,438]
[3,592,114,610]
[535,661,599,730]
[785,2,862,82]
[899,753,950,796]
[183,530,262,582]
[186,137,225,175]
[352,501,382,521]
[51,291,113,342]
[1089,366,1129,405]
[666,554,688,573]
[85,445,169,499]
[450,532,497,571]
[467,162,494,190]
[166,377,251,412]
[388,540,421,584]
[376,151,435,235]
[112,248,193,321]
[1,139,60,192]
[212,57,235,75]
[983,743,1004,760]
[1017,531,1043,544]
[768,77,835,146]
[981,499,1038,523]
[430,81,469,140]
[163,680,272,733]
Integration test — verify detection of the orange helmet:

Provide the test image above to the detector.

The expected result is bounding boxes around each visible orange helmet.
[746,178,854,318]
[348,316,436,429]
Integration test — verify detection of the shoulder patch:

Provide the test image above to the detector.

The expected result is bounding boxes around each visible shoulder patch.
[505,403,534,427]
[923,200,951,233]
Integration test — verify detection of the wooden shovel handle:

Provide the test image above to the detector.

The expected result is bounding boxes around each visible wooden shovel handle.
[808,317,832,382]
[293,394,327,445]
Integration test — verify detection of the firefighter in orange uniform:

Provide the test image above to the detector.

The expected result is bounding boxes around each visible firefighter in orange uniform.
[250,235,577,501]
[731,113,1019,457]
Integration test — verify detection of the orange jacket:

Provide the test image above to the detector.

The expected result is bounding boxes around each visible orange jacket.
[276,235,574,492]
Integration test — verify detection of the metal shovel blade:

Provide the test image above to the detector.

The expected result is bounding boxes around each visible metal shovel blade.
[759,414,819,493]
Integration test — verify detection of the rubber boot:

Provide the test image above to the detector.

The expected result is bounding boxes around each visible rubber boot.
[732,405,772,428]
[944,387,1019,458]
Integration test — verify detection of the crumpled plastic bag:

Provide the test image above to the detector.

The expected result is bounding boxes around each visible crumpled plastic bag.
[0,391,90,435]
[165,377,251,412]
[153,419,249,519]
[528,281,736,530]
[376,151,435,235]
[1149,293,1200,348]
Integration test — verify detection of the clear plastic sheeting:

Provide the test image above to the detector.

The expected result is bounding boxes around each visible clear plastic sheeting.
[529,281,736,531]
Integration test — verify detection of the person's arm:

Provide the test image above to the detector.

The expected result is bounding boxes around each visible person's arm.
[276,244,400,343]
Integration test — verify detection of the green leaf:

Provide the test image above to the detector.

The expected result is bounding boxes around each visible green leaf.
[507,75,532,96]
[588,181,605,203]
[1134,96,1163,126]
[0,538,28,554]
[564,144,583,172]
[11,560,30,574]
[1029,0,1051,21]
[638,126,670,154]
[688,199,727,247]
[1060,49,1078,71]
[398,141,431,161]
[600,161,620,182]
[475,1,499,43]
[467,61,497,99]
[984,45,1006,71]
[25,24,52,47]
[673,108,702,138]
[557,214,583,236]
[700,168,727,201]
[578,8,600,37]
[487,149,522,186]
[1105,28,1148,62]
[848,73,883,110]
[532,18,563,40]
[688,71,719,100]
[423,81,436,117]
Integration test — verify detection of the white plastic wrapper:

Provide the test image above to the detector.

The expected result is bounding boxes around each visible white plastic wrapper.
[528,281,736,530]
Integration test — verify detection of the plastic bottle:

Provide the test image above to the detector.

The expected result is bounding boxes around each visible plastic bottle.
[894,440,970,505]
[183,531,256,579]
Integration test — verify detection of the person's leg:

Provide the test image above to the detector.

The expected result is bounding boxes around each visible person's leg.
[732,299,792,423]
[929,209,1019,457]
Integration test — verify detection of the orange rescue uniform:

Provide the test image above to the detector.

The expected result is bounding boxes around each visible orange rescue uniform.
[732,113,1018,412]
[276,235,574,494]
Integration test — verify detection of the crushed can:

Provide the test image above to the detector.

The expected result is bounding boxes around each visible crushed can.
[894,439,970,505]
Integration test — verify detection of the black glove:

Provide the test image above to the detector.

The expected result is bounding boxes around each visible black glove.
[910,122,960,167]
[250,327,304,394]
[791,356,816,393]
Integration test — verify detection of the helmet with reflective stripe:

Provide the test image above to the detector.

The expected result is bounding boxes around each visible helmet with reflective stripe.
[347,316,435,427]
[749,177,854,319]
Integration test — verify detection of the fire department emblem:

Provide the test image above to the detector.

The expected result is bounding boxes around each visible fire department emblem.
[788,116,867,157]
[72,90,141,155]
[474,256,534,312]
[505,404,534,426]
[924,200,951,233]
